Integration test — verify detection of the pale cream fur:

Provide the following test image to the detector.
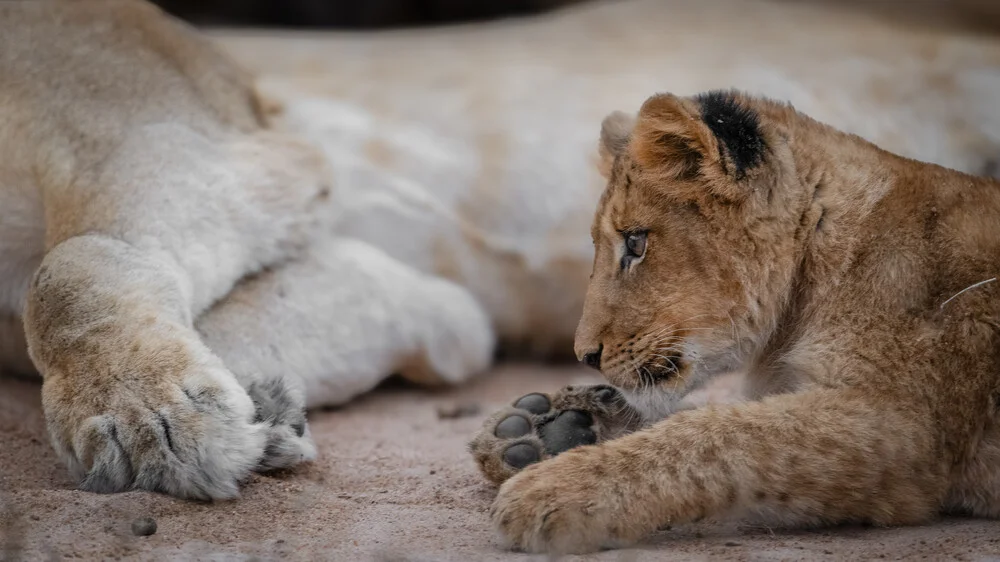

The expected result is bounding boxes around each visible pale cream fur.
[0,0,492,500]
[1,0,1000,500]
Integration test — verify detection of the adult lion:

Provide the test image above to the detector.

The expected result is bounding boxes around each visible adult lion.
[0,0,495,500]
[1,0,999,500]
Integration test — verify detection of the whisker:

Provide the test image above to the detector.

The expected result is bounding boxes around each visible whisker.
[642,314,712,339]
[648,328,715,345]
[644,322,713,340]
[648,354,680,373]
[650,338,684,349]
[649,353,681,364]
[648,328,715,348]
[627,354,647,388]
[643,324,680,341]
[728,311,745,357]
[639,365,651,389]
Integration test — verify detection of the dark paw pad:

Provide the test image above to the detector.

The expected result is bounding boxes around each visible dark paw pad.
[495,415,531,438]
[513,393,551,415]
[503,443,541,469]
[539,410,596,454]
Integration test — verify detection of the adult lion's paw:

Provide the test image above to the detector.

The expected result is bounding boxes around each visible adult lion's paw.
[245,377,317,472]
[42,355,269,501]
[490,445,637,554]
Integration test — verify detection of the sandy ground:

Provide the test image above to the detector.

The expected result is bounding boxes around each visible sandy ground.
[3,366,1000,561]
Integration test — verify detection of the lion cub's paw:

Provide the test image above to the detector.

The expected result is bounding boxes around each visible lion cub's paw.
[245,378,317,472]
[469,384,635,485]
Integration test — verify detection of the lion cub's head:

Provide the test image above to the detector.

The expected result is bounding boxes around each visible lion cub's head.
[575,90,814,409]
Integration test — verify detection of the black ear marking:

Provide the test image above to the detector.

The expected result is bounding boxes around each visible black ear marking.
[695,91,766,179]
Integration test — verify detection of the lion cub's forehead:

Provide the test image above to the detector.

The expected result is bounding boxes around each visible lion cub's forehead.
[592,156,627,239]
[593,163,645,241]
[591,190,620,243]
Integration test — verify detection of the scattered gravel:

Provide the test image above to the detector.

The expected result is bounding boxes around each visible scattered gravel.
[131,518,157,537]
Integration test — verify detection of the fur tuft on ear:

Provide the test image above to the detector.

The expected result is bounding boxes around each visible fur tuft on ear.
[630,94,719,181]
[629,91,768,202]
[597,111,636,178]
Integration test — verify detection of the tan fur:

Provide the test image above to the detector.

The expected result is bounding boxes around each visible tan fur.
[6,0,1000,503]
[490,90,1000,553]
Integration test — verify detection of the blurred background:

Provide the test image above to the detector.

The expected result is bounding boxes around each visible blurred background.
[152,0,583,28]
[153,0,1000,31]
[190,0,1000,356]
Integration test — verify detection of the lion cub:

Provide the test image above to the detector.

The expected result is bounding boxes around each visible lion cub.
[471,90,1000,553]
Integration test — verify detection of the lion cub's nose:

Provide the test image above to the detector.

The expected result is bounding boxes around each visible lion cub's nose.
[580,345,603,371]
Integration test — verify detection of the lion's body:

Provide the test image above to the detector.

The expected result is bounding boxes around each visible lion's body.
[211,0,1000,356]
[0,0,494,499]
[487,90,1000,553]
[2,0,1000,500]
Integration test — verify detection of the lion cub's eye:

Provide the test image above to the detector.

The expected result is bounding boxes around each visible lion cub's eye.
[621,231,647,269]
[626,232,647,257]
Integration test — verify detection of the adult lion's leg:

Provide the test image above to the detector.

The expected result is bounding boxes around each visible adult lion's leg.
[196,237,495,413]
[25,124,329,499]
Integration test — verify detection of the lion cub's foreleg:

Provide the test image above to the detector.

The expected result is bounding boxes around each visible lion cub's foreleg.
[25,124,328,499]
[944,416,1000,518]
[490,388,947,554]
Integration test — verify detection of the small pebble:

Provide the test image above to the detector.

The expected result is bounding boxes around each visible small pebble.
[436,402,481,419]
[131,517,157,537]
[725,541,741,547]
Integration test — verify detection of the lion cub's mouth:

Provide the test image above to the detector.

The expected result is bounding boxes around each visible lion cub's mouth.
[638,355,683,386]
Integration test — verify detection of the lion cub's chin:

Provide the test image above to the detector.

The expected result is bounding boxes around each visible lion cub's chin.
[617,361,741,423]
[617,386,690,424]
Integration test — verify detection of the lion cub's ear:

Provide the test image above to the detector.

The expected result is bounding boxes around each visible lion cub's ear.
[598,111,636,179]
[631,91,766,202]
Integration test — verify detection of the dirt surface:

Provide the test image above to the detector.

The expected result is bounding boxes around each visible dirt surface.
[2,366,1000,561]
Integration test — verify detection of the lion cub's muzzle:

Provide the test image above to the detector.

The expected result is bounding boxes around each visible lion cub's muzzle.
[577,342,684,390]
